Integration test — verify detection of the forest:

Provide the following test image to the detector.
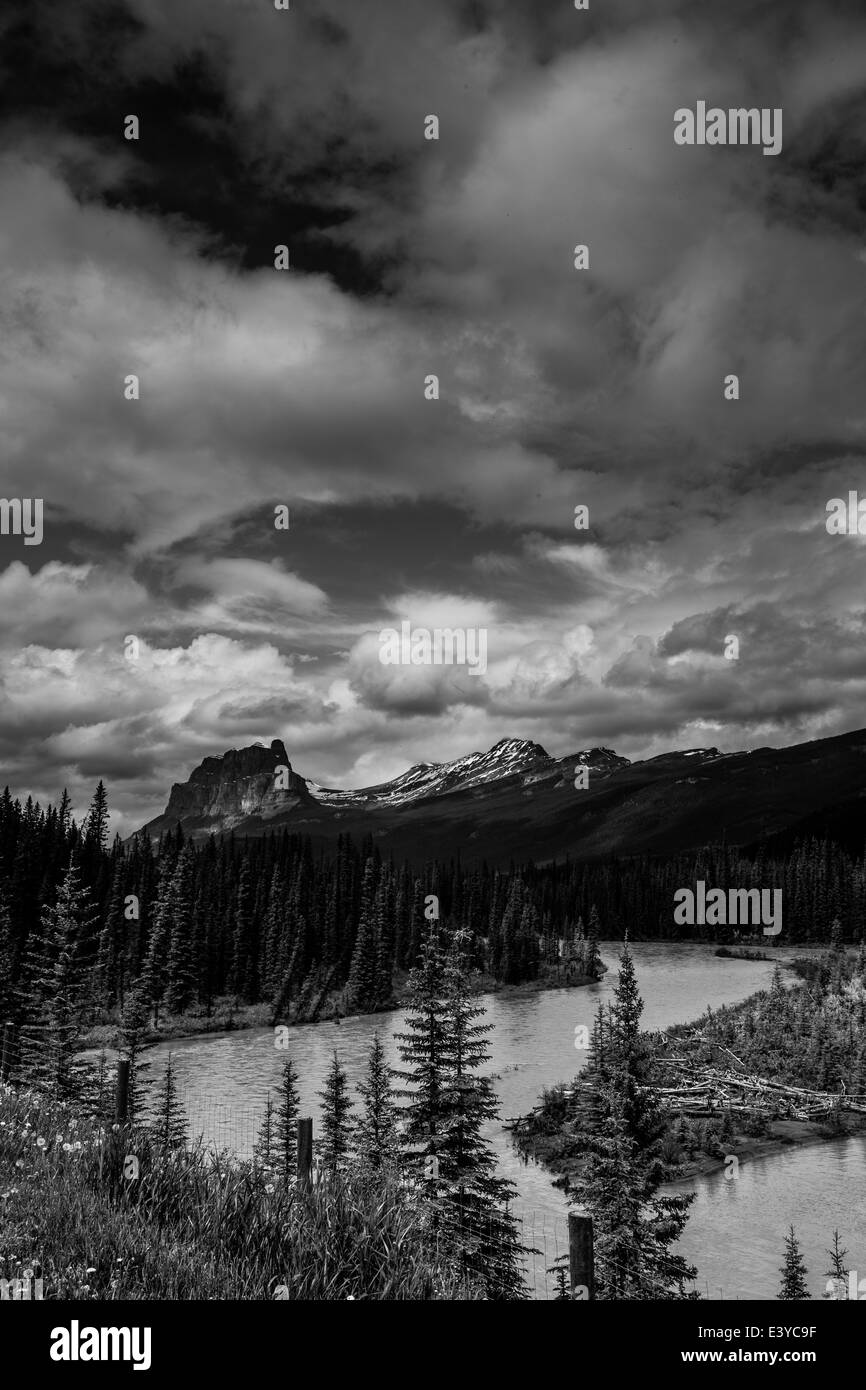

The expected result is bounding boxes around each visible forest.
[0,779,862,1048]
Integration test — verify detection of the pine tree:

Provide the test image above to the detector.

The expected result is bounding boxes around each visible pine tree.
[393,921,450,1160]
[355,1033,399,1169]
[117,985,151,1121]
[150,1054,188,1151]
[438,927,526,1298]
[346,858,379,1012]
[318,1051,354,1176]
[17,860,97,1097]
[823,1229,849,1300]
[585,905,604,979]
[274,1059,301,1186]
[140,857,174,1027]
[571,947,697,1299]
[779,1227,811,1300]
[254,1093,277,1173]
[549,1258,571,1300]
[165,844,196,1014]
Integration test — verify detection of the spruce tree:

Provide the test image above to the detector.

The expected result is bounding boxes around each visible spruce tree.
[438,927,526,1298]
[355,1033,399,1169]
[779,1226,811,1300]
[254,1093,277,1173]
[393,921,450,1161]
[318,1051,354,1176]
[274,1059,301,1186]
[17,860,97,1097]
[823,1229,849,1300]
[150,1054,188,1151]
[346,858,379,1012]
[118,985,151,1123]
[571,947,697,1299]
[165,844,196,1015]
[549,1258,571,1300]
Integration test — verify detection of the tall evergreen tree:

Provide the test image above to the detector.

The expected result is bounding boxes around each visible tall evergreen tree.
[254,1092,278,1173]
[17,860,97,1097]
[318,1051,354,1176]
[571,946,697,1299]
[118,985,151,1123]
[779,1227,811,1300]
[355,1033,399,1170]
[393,921,450,1160]
[150,1054,188,1151]
[274,1059,301,1186]
[823,1229,849,1300]
[165,844,197,1014]
[438,927,526,1298]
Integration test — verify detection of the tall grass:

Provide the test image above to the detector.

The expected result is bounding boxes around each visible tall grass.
[0,1085,474,1300]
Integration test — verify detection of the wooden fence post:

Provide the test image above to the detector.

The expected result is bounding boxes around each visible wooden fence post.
[568,1213,594,1300]
[115,1058,130,1124]
[0,1021,14,1081]
[297,1117,313,1190]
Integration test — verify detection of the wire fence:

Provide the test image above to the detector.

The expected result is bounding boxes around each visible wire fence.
[147,1083,567,1299]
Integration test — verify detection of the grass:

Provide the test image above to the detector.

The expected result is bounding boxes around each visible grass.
[0,1084,473,1300]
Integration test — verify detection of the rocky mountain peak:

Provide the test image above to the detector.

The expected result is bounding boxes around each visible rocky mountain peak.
[156,738,308,837]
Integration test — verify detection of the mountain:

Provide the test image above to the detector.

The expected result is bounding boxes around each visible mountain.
[138,728,866,865]
[149,739,311,838]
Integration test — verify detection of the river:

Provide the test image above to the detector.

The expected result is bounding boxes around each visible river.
[146,941,866,1299]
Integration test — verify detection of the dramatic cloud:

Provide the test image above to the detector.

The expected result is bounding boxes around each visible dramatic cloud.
[2,0,866,826]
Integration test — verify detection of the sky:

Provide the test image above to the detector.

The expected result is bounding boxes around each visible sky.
[1,0,866,835]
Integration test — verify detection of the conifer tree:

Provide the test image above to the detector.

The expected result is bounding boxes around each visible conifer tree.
[254,1092,277,1173]
[165,844,197,1014]
[346,858,379,1012]
[17,860,97,1097]
[150,1054,188,1151]
[318,1051,354,1176]
[393,921,450,1161]
[140,858,174,1027]
[549,1258,570,1300]
[118,985,151,1123]
[274,1059,301,1186]
[823,1229,849,1300]
[571,946,697,1299]
[824,1228,849,1281]
[438,927,526,1298]
[355,1033,399,1170]
[585,905,604,979]
[779,1226,811,1300]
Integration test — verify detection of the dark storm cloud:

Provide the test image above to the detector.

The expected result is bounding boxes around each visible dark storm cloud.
[3,0,866,828]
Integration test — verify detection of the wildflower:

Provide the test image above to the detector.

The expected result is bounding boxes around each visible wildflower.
[86,1267,96,1274]
[55,1133,63,1144]
[62,1143,73,1153]
[36,1137,47,1148]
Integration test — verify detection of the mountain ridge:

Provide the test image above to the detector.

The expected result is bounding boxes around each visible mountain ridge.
[138,727,866,866]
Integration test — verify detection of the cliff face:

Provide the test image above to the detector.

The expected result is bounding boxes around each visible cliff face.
[153,739,309,836]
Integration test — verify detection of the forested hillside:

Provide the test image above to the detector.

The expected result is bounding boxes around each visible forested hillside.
[0,779,863,1054]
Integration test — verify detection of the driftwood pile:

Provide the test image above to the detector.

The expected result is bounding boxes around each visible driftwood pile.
[655,1058,866,1121]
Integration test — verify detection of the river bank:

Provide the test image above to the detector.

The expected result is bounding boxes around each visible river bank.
[80,960,608,1054]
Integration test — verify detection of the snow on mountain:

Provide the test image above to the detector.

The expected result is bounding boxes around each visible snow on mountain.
[306,738,554,808]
